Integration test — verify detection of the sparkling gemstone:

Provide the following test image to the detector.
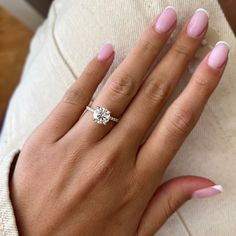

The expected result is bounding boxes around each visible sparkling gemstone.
[93,107,111,125]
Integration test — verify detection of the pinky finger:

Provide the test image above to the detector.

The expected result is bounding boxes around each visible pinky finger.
[35,44,115,143]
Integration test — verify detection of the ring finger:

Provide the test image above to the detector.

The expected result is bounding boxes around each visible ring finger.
[68,7,177,142]
[112,8,209,147]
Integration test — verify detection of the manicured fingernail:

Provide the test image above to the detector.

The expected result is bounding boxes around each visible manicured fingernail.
[97,44,114,61]
[192,185,223,199]
[155,6,177,33]
[208,41,230,69]
[187,8,209,38]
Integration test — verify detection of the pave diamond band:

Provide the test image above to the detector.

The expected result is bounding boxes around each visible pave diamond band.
[86,106,119,125]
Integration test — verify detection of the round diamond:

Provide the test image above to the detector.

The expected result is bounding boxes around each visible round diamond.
[93,107,111,125]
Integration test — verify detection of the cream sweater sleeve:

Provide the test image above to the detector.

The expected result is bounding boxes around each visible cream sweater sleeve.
[0,150,19,236]
[0,0,236,235]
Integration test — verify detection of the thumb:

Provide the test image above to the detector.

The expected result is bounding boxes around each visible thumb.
[138,176,223,236]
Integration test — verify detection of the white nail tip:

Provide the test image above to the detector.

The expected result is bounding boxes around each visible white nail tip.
[216,41,230,49]
[196,8,209,17]
[165,6,176,11]
[212,185,223,192]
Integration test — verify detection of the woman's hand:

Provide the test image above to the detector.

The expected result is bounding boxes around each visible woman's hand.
[10,8,228,236]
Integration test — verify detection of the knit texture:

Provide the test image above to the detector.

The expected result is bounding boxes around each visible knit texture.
[0,0,236,235]
[0,150,19,236]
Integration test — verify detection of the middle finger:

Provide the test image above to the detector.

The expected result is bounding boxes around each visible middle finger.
[72,7,177,142]
[113,9,209,146]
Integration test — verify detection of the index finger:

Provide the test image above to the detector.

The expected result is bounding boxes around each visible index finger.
[75,7,177,142]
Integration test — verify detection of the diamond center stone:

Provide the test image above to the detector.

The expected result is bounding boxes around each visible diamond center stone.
[93,107,111,125]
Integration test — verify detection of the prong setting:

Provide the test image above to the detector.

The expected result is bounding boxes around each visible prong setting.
[86,106,119,125]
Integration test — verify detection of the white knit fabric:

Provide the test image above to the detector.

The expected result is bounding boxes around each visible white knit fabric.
[0,0,236,235]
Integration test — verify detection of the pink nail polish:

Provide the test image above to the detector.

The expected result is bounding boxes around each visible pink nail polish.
[155,6,177,33]
[192,185,223,199]
[97,44,114,61]
[187,8,209,38]
[208,41,230,69]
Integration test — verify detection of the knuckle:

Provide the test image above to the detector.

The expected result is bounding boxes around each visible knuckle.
[160,187,180,219]
[139,38,159,55]
[164,196,176,217]
[63,88,85,105]
[167,106,195,137]
[172,43,192,60]
[143,79,170,104]
[108,73,136,97]
[164,193,182,218]
[193,74,213,90]
[83,66,98,79]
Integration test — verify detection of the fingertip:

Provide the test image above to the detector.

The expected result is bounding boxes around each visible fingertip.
[97,43,115,61]
[155,6,177,34]
[166,176,215,192]
[187,8,209,39]
[192,184,223,199]
[207,41,230,69]
[193,42,229,79]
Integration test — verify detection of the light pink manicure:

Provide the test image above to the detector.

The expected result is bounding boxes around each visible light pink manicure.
[208,41,230,69]
[192,185,223,199]
[155,6,177,33]
[187,8,209,38]
[97,44,114,61]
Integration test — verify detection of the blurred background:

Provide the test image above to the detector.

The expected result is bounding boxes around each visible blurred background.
[0,0,52,130]
[0,0,235,131]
